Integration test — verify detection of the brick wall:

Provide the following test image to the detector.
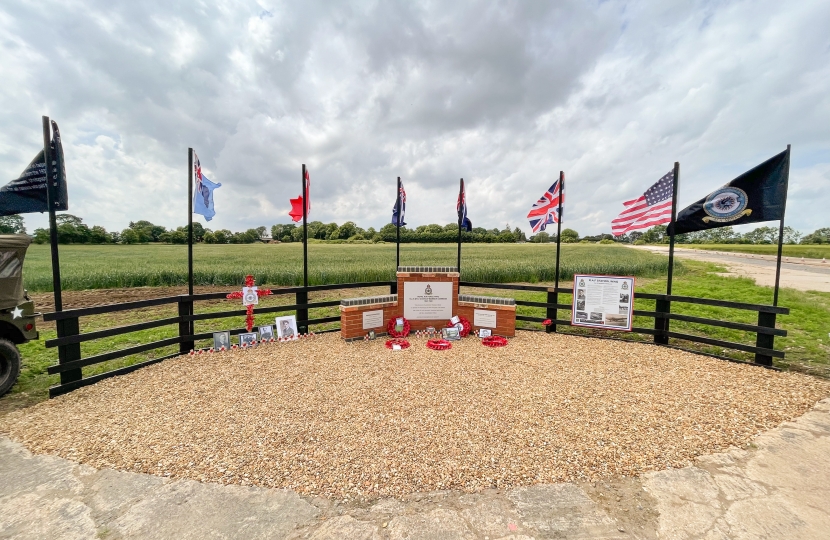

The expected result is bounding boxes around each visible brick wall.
[458,302,516,337]
[339,302,400,340]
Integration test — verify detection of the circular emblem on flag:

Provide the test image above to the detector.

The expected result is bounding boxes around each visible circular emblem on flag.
[703,187,749,223]
[243,291,257,304]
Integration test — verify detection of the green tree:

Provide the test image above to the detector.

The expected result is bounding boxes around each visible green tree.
[530,232,551,243]
[640,225,667,244]
[203,231,216,244]
[801,228,830,244]
[0,215,26,234]
[335,221,358,239]
[560,228,579,243]
[120,229,139,244]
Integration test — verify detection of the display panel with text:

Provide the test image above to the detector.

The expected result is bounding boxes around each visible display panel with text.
[571,274,635,332]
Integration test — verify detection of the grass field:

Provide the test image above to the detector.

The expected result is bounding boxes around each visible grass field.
[22,243,675,291]
[682,244,830,259]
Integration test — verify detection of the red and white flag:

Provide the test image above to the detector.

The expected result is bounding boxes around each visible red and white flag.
[611,170,674,236]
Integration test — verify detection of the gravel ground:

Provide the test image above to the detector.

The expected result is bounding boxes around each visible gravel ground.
[2,332,827,500]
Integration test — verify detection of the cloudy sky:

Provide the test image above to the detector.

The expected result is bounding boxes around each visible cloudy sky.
[1,0,828,236]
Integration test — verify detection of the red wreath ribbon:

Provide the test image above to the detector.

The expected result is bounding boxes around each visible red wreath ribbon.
[385,338,410,350]
[446,316,471,337]
[387,316,411,337]
[482,335,508,347]
[542,319,552,326]
[426,339,452,350]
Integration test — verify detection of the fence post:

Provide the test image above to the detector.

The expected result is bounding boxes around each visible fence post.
[56,317,82,387]
[546,288,557,333]
[654,297,670,345]
[178,296,194,354]
[296,289,308,334]
[754,311,776,366]
[390,281,397,295]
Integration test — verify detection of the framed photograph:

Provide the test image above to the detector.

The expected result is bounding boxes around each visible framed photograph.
[238,332,257,346]
[258,325,274,341]
[478,328,492,338]
[442,327,461,341]
[213,331,230,350]
[276,315,298,339]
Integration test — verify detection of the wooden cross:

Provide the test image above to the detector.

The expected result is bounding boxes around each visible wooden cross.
[226,275,272,332]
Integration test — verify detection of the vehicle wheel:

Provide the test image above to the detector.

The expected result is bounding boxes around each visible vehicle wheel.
[0,338,21,397]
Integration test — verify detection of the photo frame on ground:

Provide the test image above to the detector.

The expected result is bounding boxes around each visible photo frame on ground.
[213,331,230,350]
[442,327,461,341]
[258,325,274,341]
[276,315,298,339]
[238,332,257,346]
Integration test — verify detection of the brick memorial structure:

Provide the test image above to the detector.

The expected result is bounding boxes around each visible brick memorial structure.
[339,266,516,340]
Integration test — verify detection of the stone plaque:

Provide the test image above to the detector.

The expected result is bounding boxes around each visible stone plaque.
[403,281,453,320]
[474,309,497,328]
[362,309,384,329]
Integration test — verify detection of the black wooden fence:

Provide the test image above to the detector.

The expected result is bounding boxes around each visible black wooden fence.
[43,280,788,398]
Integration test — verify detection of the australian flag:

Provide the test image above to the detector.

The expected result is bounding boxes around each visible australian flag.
[391,178,406,226]
[527,178,563,233]
[674,149,789,234]
[193,152,221,221]
[457,179,472,231]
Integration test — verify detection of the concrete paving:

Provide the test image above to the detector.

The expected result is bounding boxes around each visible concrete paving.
[632,246,830,293]
[2,398,830,539]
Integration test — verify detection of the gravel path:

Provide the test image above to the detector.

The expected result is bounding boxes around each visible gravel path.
[2,332,827,500]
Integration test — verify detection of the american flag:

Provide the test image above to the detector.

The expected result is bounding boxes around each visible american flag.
[527,179,563,233]
[611,171,674,236]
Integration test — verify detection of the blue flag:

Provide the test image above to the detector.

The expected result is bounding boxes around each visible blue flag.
[457,179,472,231]
[193,152,221,221]
[391,179,406,226]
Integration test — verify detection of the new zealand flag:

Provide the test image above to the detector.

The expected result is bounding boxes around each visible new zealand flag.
[674,149,789,235]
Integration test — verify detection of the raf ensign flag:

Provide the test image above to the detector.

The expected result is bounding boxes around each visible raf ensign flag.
[192,152,221,221]
[289,168,310,222]
[674,149,789,235]
[611,171,674,236]
[0,120,69,216]
[527,178,563,233]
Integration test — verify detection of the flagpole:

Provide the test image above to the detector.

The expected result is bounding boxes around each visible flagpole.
[396,177,401,269]
[550,171,564,334]
[302,164,308,289]
[187,148,194,297]
[666,162,680,296]
[772,145,790,307]
[42,116,62,312]
[457,178,463,272]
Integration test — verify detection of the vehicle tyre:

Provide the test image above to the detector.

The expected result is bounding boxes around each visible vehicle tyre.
[0,338,21,397]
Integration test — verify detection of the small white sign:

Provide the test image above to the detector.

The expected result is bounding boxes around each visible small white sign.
[242,286,258,306]
[450,315,460,324]
[362,310,384,329]
[392,344,402,350]
[474,309,497,328]
[396,317,404,325]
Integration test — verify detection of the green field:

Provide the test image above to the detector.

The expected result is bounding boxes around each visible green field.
[22,243,675,291]
[682,244,830,259]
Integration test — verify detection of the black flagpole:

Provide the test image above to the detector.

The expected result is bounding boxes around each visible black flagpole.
[42,116,62,312]
[666,162,680,296]
[187,148,194,297]
[302,164,308,289]
[457,178,463,272]
[772,145,791,307]
[549,171,564,333]
[396,177,401,269]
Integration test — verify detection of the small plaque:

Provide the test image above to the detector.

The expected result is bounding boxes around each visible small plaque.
[450,315,460,324]
[362,310,383,329]
[368,330,376,340]
[473,309,497,328]
[242,286,258,306]
[392,344,402,350]
[478,328,492,338]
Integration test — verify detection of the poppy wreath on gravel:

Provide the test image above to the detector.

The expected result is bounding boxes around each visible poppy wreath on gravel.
[446,316,472,337]
[385,338,410,350]
[481,335,508,348]
[387,316,411,338]
[426,339,452,350]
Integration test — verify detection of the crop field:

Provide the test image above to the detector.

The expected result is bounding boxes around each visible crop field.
[682,244,830,259]
[22,243,674,292]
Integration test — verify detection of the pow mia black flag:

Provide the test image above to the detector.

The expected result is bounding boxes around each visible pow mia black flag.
[0,120,69,216]
[673,149,789,235]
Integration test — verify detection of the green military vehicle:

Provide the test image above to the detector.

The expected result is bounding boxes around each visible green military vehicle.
[0,235,38,397]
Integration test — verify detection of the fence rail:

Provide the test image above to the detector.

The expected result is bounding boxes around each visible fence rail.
[42,280,788,397]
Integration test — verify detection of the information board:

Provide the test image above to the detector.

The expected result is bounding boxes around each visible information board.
[571,274,634,332]
[403,281,453,320]
[362,310,384,329]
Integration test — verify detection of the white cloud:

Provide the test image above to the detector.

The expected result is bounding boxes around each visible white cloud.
[0,0,828,236]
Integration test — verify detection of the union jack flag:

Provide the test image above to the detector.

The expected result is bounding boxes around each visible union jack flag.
[527,179,564,233]
[391,178,406,226]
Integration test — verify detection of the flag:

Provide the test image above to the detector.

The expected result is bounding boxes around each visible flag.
[391,179,406,226]
[611,171,674,236]
[526,179,563,233]
[289,168,310,222]
[674,149,788,235]
[0,120,69,216]
[192,152,221,221]
[457,179,472,231]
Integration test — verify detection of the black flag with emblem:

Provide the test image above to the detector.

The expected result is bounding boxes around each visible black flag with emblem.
[673,148,789,235]
[0,120,69,216]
